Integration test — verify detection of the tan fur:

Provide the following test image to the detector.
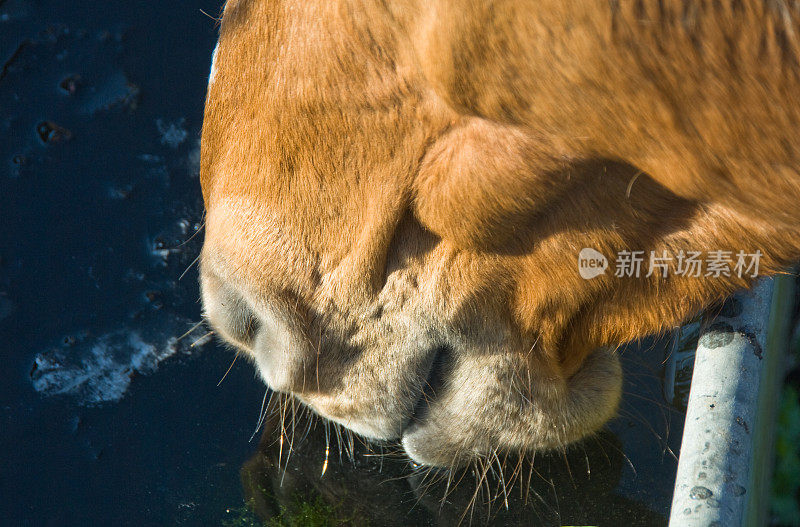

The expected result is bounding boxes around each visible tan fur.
[199,0,800,466]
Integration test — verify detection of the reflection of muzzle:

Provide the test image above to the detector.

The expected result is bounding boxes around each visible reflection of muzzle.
[578,248,608,279]
[239,403,653,527]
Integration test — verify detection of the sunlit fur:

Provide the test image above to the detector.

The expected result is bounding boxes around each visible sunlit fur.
[199,0,800,466]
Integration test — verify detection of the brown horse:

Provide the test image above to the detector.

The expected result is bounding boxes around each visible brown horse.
[199,0,800,466]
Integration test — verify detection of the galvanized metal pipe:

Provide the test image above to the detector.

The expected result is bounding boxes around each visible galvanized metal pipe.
[669,276,794,527]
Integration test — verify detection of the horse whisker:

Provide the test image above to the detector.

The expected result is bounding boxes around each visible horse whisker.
[216,351,240,387]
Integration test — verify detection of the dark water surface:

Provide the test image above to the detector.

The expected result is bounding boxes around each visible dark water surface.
[1,1,684,525]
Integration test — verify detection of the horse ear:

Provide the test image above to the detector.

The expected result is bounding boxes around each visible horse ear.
[412,118,568,250]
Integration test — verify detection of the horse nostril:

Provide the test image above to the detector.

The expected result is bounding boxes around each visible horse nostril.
[237,312,260,344]
[222,300,260,347]
[202,274,261,349]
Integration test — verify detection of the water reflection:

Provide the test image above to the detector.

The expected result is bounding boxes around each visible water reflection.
[240,394,668,526]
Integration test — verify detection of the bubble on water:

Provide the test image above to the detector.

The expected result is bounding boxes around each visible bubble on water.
[36,120,72,143]
[149,218,198,265]
[58,74,82,95]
